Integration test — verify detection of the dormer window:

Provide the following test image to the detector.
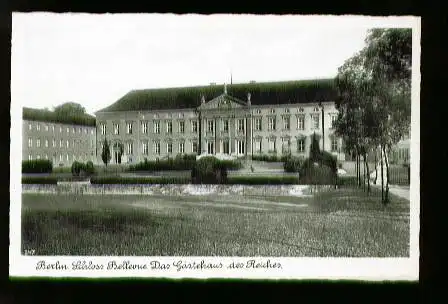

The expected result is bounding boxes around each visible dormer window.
[314,107,320,112]
[298,107,304,113]
[270,108,275,114]
[284,108,290,113]
[255,109,261,114]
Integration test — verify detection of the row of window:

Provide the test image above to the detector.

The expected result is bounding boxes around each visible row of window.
[28,123,94,135]
[101,138,340,156]
[100,115,338,136]
[27,138,94,149]
[28,153,94,161]
[254,106,322,115]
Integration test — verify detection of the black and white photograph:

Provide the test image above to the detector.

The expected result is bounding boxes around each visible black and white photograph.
[10,13,420,280]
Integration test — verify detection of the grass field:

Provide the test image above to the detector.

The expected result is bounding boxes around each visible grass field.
[21,188,410,257]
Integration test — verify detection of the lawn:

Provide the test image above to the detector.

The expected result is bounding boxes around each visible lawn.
[21,189,409,257]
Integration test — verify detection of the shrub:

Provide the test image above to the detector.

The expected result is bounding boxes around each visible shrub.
[71,161,85,176]
[299,160,337,185]
[84,161,95,175]
[22,160,53,174]
[90,176,190,184]
[22,176,58,184]
[227,176,299,185]
[283,156,304,173]
[191,156,228,184]
[337,176,358,187]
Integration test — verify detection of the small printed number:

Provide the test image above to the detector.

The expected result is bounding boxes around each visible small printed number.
[24,249,35,256]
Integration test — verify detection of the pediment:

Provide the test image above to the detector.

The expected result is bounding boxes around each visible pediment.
[198,94,246,110]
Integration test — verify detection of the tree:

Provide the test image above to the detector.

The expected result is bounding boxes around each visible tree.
[101,139,111,167]
[335,28,412,203]
[117,142,124,164]
[53,102,87,117]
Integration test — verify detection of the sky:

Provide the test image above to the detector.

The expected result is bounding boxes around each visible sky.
[11,14,416,115]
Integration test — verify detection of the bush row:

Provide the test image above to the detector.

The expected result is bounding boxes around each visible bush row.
[22,160,53,174]
[129,154,196,171]
[22,176,58,184]
[251,154,290,162]
[227,176,299,185]
[90,176,191,184]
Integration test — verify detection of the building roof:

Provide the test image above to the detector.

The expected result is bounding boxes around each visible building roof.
[23,107,96,127]
[96,78,336,113]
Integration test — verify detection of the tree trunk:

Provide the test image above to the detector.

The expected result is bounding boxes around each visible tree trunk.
[373,148,378,185]
[365,152,371,193]
[380,145,384,204]
[362,153,366,192]
[357,153,361,188]
[383,146,390,205]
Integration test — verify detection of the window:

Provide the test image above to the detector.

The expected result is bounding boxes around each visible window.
[207,120,214,133]
[45,154,48,160]
[28,138,32,148]
[91,130,94,135]
[312,114,320,130]
[255,118,262,131]
[28,154,32,160]
[283,116,290,130]
[28,124,32,130]
[154,142,160,155]
[270,108,275,114]
[84,128,87,134]
[36,124,41,131]
[179,142,185,154]
[52,125,55,132]
[90,140,94,149]
[45,139,48,147]
[268,117,276,131]
[73,155,76,161]
[297,139,305,152]
[154,121,160,134]
[268,138,276,152]
[207,141,214,154]
[113,123,120,135]
[78,127,82,133]
[59,140,63,148]
[36,155,40,160]
[60,154,63,162]
[167,142,173,154]
[101,124,106,135]
[222,140,230,154]
[331,138,338,152]
[179,121,185,133]
[36,139,40,148]
[192,142,198,154]
[191,120,198,133]
[282,138,291,153]
[45,125,49,131]
[284,108,290,113]
[142,142,148,155]
[222,120,229,132]
[331,115,337,129]
[127,142,133,155]
[66,140,69,148]
[126,122,133,134]
[59,126,62,132]
[254,139,262,153]
[67,127,70,133]
[297,115,305,130]
[237,140,245,155]
[166,121,172,134]
[237,119,245,132]
[141,122,148,134]
[52,139,56,147]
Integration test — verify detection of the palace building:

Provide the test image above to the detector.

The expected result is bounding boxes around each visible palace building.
[22,107,97,166]
[95,79,346,164]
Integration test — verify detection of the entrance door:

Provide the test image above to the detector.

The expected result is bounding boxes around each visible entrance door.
[222,140,229,154]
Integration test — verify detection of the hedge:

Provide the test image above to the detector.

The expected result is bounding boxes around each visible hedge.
[191,156,228,184]
[90,176,190,184]
[299,162,338,185]
[22,160,53,174]
[227,176,299,185]
[251,154,281,162]
[283,156,305,173]
[22,176,58,184]
[129,154,197,171]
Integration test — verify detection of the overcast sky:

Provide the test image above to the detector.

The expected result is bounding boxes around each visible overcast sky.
[11,14,415,115]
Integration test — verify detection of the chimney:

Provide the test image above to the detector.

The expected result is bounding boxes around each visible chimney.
[247,92,251,105]
[201,95,205,104]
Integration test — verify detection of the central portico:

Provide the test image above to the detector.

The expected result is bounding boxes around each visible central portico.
[197,84,252,158]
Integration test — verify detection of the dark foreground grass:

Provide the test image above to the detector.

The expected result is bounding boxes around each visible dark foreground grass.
[22,189,409,257]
